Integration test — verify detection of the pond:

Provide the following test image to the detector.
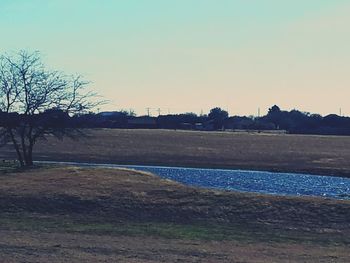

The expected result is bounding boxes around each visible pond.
[41,162,350,200]
[121,165,350,200]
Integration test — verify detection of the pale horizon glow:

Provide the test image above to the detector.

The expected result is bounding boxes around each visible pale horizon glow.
[1,0,349,116]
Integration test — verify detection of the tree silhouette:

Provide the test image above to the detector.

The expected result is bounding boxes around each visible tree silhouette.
[208,107,229,130]
[268,105,281,114]
[0,51,100,167]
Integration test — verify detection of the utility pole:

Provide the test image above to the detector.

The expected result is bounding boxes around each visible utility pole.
[146,107,151,116]
[258,107,260,118]
[157,108,161,116]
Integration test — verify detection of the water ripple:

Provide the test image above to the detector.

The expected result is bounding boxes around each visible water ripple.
[122,165,350,200]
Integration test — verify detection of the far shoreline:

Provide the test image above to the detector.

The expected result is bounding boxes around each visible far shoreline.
[33,158,350,179]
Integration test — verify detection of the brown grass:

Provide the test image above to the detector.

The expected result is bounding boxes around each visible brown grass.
[0,166,349,262]
[1,129,350,261]
[1,129,349,177]
[1,230,349,263]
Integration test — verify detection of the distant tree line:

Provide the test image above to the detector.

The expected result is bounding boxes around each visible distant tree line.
[6,105,347,136]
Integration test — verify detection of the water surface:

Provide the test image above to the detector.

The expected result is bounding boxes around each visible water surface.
[122,164,350,200]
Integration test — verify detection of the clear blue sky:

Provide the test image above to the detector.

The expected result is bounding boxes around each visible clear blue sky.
[1,0,349,116]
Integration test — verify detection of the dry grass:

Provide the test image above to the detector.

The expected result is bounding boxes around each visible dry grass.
[1,230,349,263]
[1,129,349,177]
[0,166,349,262]
[1,129,350,261]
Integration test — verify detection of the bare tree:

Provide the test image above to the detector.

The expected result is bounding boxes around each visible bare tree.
[0,50,100,167]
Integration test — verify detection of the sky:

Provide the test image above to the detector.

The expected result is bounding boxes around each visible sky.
[0,0,349,116]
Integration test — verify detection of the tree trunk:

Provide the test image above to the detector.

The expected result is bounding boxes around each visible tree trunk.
[8,129,25,167]
[24,143,34,166]
[24,156,33,166]
[19,128,34,167]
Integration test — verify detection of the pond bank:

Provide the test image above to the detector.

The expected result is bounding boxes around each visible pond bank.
[38,161,350,200]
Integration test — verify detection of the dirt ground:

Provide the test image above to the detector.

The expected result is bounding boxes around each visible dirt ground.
[0,166,349,262]
[1,230,349,263]
[1,129,349,177]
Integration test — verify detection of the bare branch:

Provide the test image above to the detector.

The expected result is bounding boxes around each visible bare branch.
[0,50,101,166]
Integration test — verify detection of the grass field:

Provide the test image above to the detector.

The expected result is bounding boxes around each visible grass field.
[15,129,350,177]
[1,129,350,262]
[0,165,349,262]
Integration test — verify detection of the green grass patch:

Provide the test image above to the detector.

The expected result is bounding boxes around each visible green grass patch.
[0,214,348,246]
[0,160,21,173]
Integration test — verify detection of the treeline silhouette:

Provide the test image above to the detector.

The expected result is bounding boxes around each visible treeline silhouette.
[2,105,350,135]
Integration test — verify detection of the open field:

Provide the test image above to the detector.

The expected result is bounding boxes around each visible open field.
[1,129,349,177]
[0,166,349,262]
[1,129,350,262]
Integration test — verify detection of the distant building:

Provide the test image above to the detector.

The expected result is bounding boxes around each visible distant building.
[199,120,215,131]
[98,111,126,117]
[179,123,194,130]
[194,123,204,130]
[127,116,157,129]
